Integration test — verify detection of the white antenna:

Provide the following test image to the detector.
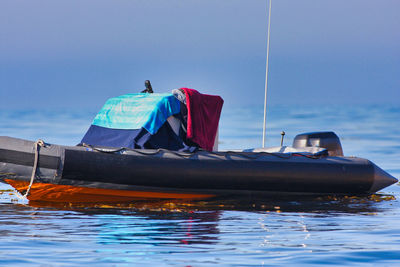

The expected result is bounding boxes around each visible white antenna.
[262,0,272,148]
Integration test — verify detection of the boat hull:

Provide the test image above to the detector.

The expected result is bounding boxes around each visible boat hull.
[0,136,397,202]
[4,179,214,202]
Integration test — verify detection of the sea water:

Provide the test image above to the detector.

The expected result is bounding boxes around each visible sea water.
[0,104,399,266]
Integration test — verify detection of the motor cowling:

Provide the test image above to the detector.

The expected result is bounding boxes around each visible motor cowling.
[292,131,344,157]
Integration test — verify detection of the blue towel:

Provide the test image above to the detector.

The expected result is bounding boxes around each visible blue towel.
[92,93,181,134]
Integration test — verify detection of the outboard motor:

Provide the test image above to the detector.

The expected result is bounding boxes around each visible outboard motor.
[292,131,344,156]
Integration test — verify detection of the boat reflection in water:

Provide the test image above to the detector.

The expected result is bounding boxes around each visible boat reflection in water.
[26,193,396,214]
[0,191,397,265]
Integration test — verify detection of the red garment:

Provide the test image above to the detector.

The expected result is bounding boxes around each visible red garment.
[181,88,224,151]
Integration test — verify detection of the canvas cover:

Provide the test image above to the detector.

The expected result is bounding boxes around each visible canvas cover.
[80,93,188,150]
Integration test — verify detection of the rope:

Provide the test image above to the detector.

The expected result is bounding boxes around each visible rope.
[82,143,126,154]
[83,141,326,162]
[24,139,45,198]
[82,143,195,158]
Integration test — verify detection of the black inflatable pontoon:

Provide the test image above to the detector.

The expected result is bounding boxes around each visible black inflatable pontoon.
[0,133,397,203]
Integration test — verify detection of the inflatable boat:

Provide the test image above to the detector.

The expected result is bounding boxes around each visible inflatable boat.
[0,86,397,203]
[0,132,397,203]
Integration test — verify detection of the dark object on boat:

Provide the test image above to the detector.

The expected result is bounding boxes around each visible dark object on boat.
[0,135,397,203]
[293,131,344,157]
[141,80,154,93]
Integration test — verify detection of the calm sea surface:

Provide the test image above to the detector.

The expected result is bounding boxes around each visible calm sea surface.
[1,104,399,266]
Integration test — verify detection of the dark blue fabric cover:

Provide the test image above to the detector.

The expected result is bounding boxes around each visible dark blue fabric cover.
[81,125,141,148]
[80,122,192,151]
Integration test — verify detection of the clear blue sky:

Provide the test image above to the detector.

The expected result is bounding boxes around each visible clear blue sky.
[1,0,399,110]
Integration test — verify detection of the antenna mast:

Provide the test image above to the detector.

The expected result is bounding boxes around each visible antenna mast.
[262,0,272,148]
